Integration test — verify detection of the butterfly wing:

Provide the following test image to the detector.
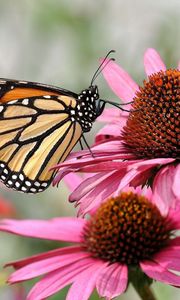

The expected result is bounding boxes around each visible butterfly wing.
[0,78,77,103]
[0,81,82,193]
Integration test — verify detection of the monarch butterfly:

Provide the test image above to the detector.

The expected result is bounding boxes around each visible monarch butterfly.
[0,51,123,194]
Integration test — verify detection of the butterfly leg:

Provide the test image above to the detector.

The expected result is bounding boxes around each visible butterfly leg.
[79,139,84,150]
[81,134,95,158]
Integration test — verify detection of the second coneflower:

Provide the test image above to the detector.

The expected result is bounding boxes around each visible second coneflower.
[0,187,180,300]
[53,48,180,215]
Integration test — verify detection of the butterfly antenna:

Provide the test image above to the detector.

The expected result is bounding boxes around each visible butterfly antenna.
[90,50,115,86]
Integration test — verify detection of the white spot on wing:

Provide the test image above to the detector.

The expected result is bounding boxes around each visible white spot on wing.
[19,174,24,181]
[22,99,29,105]
[43,95,51,99]
[18,81,28,84]
[0,106,3,113]
[21,187,27,191]
[9,100,18,104]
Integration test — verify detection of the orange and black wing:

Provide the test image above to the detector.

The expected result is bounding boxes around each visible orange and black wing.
[0,79,82,193]
[0,78,77,104]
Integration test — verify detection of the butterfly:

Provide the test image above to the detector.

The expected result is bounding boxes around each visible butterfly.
[0,51,124,194]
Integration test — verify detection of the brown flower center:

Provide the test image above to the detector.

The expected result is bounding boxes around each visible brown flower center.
[83,192,171,265]
[122,69,180,159]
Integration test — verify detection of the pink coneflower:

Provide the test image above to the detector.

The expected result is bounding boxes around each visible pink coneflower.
[0,188,180,300]
[53,48,180,215]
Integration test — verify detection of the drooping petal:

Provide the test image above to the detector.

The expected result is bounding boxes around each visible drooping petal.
[63,173,83,192]
[69,172,111,202]
[66,261,106,300]
[27,257,101,300]
[101,59,139,103]
[76,171,125,215]
[152,165,178,215]
[96,263,128,299]
[144,48,166,76]
[0,218,86,242]
[140,260,180,286]
[68,158,138,175]
[8,249,90,283]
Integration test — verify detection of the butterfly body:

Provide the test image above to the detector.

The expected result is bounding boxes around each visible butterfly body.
[0,79,105,193]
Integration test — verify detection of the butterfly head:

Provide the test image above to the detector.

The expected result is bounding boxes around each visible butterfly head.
[78,85,99,103]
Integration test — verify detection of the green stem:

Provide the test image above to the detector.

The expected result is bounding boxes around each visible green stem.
[132,282,156,300]
[129,268,157,300]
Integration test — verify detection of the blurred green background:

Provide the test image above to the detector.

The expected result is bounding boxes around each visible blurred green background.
[0,0,179,299]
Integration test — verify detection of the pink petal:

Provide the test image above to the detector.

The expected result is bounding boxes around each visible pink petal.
[71,159,137,174]
[0,218,86,242]
[76,171,125,215]
[97,108,122,123]
[9,249,90,283]
[172,164,180,198]
[95,112,127,144]
[152,165,178,215]
[66,261,106,300]
[95,124,122,143]
[130,168,154,188]
[131,158,175,170]
[144,48,166,76]
[96,263,128,298]
[70,165,132,205]
[69,172,111,202]
[168,203,180,230]
[140,260,180,286]
[6,246,81,269]
[64,173,83,192]
[153,243,180,271]
[101,59,139,103]
[115,168,141,195]
[168,237,180,247]
[27,257,101,300]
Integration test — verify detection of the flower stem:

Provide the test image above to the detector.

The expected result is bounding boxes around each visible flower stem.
[129,268,157,300]
[132,282,156,300]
